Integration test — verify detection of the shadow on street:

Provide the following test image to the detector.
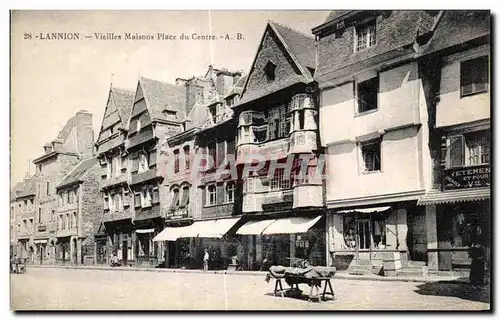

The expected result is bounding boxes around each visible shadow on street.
[414,279,490,304]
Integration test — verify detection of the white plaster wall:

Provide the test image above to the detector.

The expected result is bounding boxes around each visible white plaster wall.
[437,45,490,128]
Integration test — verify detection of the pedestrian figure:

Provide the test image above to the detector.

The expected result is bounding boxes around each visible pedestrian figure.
[469,242,485,287]
[203,248,209,272]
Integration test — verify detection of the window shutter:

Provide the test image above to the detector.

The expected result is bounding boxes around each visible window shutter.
[440,136,449,167]
[134,193,141,208]
[152,187,160,204]
[449,135,465,168]
[149,150,157,168]
[123,190,130,207]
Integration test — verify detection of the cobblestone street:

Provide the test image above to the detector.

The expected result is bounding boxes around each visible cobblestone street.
[10,268,489,311]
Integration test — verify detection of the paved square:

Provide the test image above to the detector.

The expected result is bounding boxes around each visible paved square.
[10,268,490,310]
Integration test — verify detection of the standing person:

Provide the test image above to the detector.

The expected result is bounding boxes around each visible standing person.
[203,248,209,272]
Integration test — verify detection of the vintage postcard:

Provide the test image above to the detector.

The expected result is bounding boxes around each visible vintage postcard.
[10,9,491,311]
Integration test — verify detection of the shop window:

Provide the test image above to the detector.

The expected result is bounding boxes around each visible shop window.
[355,20,376,52]
[361,139,381,172]
[447,130,490,168]
[357,77,379,113]
[342,212,388,250]
[372,213,387,249]
[207,184,217,206]
[225,181,235,203]
[460,55,489,97]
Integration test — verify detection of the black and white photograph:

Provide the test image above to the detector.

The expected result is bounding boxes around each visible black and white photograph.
[9,8,491,311]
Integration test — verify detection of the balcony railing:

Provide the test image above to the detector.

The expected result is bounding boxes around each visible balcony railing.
[130,168,161,186]
[100,174,128,190]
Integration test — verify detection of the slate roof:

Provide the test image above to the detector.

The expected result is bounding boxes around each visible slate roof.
[111,87,135,126]
[237,21,316,106]
[323,10,354,24]
[57,157,99,189]
[418,10,490,56]
[224,74,247,99]
[314,10,435,82]
[272,22,316,72]
[140,77,187,121]
[17,176,36,198]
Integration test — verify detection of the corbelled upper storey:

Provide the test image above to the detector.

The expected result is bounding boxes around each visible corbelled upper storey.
[312,10,436,85]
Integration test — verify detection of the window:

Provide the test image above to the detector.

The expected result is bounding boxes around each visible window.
[113,156,121,177]
[67,213,71,228]
[357,77,379,113]
[447,130,490,168]
[355,21,376,52]
[208,143,216,169]
[179,186,190,208]
[136,118,141,133]
[148,150,157,169]
[138,153,148,173]
[109,194,115,211]
[115,193,123,211]
[184,146,190,170]
[141,188,152,208]
[169,188,180,211]
[361,140,381,172]
[29,218,33,231]
[46,181,50,196]
[265,61,276,81]
[298,110,305,130]
[357,220,371,250]
[461,56,489,97]
[174,149,180,173]
[225,181,235,203]
[38,208,42,223]
[106,157,112,178]
[245,177,255,193]
[207,184,217,206]
[270,168,291,191]
[68,190,75,204]
[72,212,77,228]
[226,98,234,108]
[58,215,63,230]
[59,194,64,206]
[37,164,43,174]
[51,210,55,223]
[267,105,289,140]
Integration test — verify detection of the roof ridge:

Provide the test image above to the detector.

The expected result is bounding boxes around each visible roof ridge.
[270,20,315,39]
[111,86,135,94]
[57,156,98,188]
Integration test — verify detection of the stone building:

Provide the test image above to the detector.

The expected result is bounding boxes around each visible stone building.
[153,66,246,270]
[233,21,325,270]
[31,110,95,264]
[11,176,36,262]
[126,77,187,267]
[55,157,102,265]
[416,11,491,275]
[94,86,135,266]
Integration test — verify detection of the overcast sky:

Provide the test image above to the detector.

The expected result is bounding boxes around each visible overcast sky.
[10,10,329,184]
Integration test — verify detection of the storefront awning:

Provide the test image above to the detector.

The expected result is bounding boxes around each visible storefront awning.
[261,216,322,235]
[153,218,241,241]
[417,188,490,206]
[236,219,277,235]
[136,228,155,234]
[336,206,391,214]
[153,224,196,242]
[196,217,241,238]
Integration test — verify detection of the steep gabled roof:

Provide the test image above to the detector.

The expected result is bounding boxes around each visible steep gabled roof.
[17,176,36,198]
[139,77,187,121]
[111,87,135,126]
[57,157,99,189]
[237,21,316,106]
[418,10,490,56]
[323,10,355,24]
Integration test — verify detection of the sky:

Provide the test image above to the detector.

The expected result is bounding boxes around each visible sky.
[10,10,329,184]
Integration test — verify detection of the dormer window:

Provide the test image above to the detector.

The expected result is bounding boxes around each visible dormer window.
[163,109,177,121]
[265,61,276,82]
[355,20,376,52]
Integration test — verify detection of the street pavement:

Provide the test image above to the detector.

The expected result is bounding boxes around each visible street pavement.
[10,268,490,311]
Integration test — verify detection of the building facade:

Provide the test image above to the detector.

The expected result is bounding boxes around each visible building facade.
[416,10,491,275]
[313,10,440,275]
[11,176,37,262]
[55,157,103,265]
[126,77,187,267]
[95,86,135,266]
[32,110,95,265]
[234,22,326,271]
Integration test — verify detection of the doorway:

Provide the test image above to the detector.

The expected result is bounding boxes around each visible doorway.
[122,240,128,265]
[408,208,427,262]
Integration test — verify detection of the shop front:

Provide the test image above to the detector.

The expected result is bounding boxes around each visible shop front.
[236,215,325,271]
[104,219,135,267]
[153,217,243,270]
[326,202,424,274]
